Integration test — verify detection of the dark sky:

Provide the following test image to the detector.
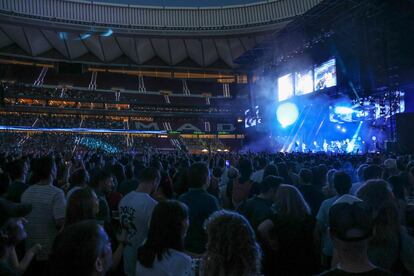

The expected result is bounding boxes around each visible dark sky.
[87,0,264,7]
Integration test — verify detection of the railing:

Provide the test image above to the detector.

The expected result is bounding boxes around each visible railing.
[0,0,322,32]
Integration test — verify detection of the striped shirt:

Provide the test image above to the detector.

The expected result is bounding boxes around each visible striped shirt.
[21,184,66,261]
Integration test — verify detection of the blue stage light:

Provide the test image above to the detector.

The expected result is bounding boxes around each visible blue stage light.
[341,128,346,133]
[372,136,377,141]
[334,106,354,115]
[276,102,299,128]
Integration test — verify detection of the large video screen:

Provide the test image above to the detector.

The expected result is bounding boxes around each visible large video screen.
[314,59,337,91]
[245,106,262,128]
[278,73,294,102]
[295,70,314,96]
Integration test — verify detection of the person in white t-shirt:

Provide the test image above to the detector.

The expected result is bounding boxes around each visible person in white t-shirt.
[21,156,66,275]
[118,167,160,276]
[136,200,194,276]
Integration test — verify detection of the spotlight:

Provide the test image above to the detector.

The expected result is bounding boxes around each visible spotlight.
[336,125,341,129]
[334,106,354,115]
[276,102,299,128]
[341,128,346,133]
[372,136,377,141]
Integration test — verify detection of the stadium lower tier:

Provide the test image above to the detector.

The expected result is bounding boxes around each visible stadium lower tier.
[0,131,244,154]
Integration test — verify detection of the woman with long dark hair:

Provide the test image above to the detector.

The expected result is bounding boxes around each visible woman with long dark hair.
[136,200,192,276]
[63,187,126,273]
[258,185,318,275]
[357,180,414,274]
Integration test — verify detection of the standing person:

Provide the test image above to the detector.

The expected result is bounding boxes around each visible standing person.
[298,168,324,216]
[66,168,89,199]
[231,159,256,209]
[89,170,113,223]
[50,221,113,276]
[5,159,29,203]
[250,157,267,184]
[357,180,414,273]
[118,167,160,276]
[64,187,126,273]
[258,184,318,275]
[0,198,41,276]
[136,200,193,276]
[316,171,352,268]
[202,210,262,276]
[179,162,220,254]
[318,195,392,275]
[21,156,66,275]
[238,176,283,231]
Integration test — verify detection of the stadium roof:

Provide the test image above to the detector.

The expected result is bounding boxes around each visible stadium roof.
[84,0,264,7]
[0,0,323,71]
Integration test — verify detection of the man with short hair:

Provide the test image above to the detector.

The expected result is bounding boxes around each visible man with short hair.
[21,156,66,275]
[179,162,220,254]
[118,167,160,276]
[250,157,267,184]
[238,176,283,231]
[318,195,392,275]
[298,168,324,216]
[351,164,383,195]
[0,198,33,276]
[316,171,352,268]
[6,159,29,203]
[89,170,113,223]
[50,220,113,276]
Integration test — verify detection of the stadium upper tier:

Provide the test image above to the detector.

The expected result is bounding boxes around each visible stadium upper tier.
[0,0,322,69]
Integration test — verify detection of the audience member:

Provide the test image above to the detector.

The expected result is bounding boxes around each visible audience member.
[316,171,352,267]
[66,168,89,199]
[357,180,414,273]
[179,162,220,254]
[258,184,317,275]
[5,159,28,203]
[0,198,40,275]
[318,195,392,275]
[118,167,160,276]
[203,210,261,276]
[137,200,193,276]
[50,221,113,276]
[90,170,113,223]
[298,168,324,216]
[21,156,66,275]
[238,176,283,231]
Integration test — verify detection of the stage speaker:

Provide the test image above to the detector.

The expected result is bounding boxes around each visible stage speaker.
[396,113,414,153]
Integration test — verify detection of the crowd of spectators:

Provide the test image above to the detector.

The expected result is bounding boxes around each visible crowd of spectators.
[0,149,413,275]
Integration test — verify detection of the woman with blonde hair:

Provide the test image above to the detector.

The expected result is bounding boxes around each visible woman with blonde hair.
[202,210,261,276]
[258,184,318,275]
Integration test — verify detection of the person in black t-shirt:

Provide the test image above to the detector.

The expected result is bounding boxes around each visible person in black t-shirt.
[238,176,283,231]
[318,195,392,276]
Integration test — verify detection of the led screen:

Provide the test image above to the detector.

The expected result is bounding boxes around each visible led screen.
[278,73,294,102]
[314,59,337,91]
[245,106,262,128]
[295,70,314,96]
